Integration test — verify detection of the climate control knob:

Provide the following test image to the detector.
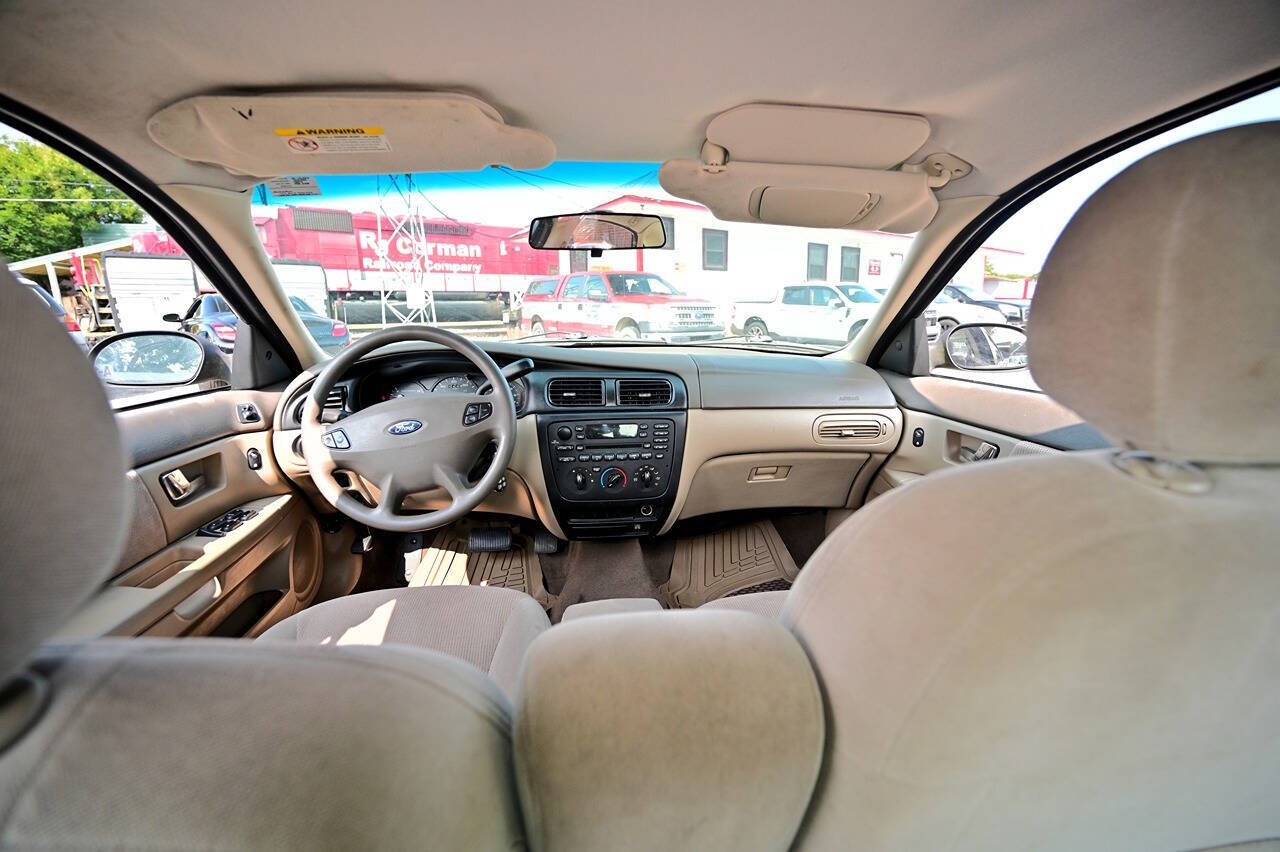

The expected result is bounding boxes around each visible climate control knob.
[600,466,628,490]
[571,468,591,491]
[636,465,657,489]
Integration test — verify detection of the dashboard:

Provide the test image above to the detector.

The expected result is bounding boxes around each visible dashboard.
[273,341,903,540]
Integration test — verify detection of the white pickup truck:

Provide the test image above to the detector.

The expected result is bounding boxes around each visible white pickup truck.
[731,283,884,345]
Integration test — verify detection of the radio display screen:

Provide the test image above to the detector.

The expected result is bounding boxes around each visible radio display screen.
[584,423,639,440]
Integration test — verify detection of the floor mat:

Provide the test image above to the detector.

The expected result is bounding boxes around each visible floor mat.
[661,519,800,609]
[408,523,556,611]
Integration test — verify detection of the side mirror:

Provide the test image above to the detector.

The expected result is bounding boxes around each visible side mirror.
[161,312,182,323]
[827,298,842,309]
[942,323,1028,370]
[91,331,216,386]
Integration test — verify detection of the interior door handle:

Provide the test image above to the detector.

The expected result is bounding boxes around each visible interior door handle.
[958,441,1000,463]
[160,469,202,503]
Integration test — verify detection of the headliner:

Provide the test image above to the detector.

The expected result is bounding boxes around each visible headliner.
[1,0,1277,201]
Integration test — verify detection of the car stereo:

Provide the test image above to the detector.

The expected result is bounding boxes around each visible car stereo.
[538,415,686,538]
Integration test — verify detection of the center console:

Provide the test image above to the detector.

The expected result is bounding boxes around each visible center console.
[535,379,686,538]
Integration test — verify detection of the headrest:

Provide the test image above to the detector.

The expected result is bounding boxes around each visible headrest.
[1029,122,1280,463]
[0,266,128,683]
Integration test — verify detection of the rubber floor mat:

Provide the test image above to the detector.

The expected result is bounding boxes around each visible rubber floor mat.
[408,523,556,611]
[662,519,799,609]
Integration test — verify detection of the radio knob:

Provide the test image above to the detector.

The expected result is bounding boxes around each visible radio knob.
[572,468,590,491]
[600,467,627,490]
[556,425,573,441]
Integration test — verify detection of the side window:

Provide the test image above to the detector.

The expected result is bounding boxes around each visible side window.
[918,86,1280,386]
[811,286,839,306]
[806,243,828,280]
[702,228,728,271]
[586,275,608,299]
[0,121,246,406]
[528,279,557,296]
[840,246,861,282]
[563,275,587,299]
[782,286,807,305]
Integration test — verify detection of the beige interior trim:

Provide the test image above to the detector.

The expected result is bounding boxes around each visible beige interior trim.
[162,183,325,367]
[135,431,290,542]
[53,494,307,640]
[148,91,555,179]
[662,407,902,533]
[869,408,1059,501]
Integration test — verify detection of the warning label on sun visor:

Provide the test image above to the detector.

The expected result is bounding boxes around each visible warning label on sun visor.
[276,127,391,154]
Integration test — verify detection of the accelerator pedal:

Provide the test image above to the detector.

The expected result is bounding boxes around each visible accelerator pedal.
[468,526,513,553]
[532,529,562,555]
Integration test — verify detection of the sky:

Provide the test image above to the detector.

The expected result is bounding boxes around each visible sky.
[253,163,666,230]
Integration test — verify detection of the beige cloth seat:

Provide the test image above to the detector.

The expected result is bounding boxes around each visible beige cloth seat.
[261,585,550,697]
[700,589,788,618]
[777,122,1280,850]
[0,268,529,850]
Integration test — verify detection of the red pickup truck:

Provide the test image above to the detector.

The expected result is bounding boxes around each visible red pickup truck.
[518,271,723,342]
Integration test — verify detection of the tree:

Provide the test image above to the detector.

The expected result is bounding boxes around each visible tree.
[0,137,144,262]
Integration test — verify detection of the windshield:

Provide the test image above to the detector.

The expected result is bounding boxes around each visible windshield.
[252,163,938,354]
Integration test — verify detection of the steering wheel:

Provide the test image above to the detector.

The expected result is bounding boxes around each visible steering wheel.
[300,326,517,532]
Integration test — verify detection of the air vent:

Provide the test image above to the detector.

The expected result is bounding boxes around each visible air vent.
[293,385,348,424]
[812,414,894,445]
[547,378,605,407]
[617,378,673,407]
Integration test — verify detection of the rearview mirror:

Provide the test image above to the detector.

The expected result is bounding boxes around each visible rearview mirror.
[91,331,209,386]
[943,323,1028,370]
[528,211,666,250]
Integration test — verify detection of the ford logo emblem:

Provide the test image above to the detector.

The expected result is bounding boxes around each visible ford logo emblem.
[387,419,423,436]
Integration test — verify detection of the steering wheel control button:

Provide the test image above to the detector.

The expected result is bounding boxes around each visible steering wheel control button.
[387,419,422,436]
[463,402,493,425]
[322,429,350,449]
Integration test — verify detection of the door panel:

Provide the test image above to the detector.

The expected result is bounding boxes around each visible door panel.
[870,372,1078,502]
[60,389,343,641]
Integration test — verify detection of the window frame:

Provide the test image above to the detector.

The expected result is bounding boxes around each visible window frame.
[702,228,728,271]
[806,243,828,281]
[0,93,300,380]
[839,246,861,282]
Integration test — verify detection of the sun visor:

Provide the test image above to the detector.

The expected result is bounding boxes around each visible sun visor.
[706,104,929,169]
[147,91,555,178]
[658,160,938,233]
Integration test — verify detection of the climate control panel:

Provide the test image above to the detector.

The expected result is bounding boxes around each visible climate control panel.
[538,414,685,538]
[545,418,675,499]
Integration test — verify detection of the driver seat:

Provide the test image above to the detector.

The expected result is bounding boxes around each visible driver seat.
[260,585,550,698]
[0,267,530,849]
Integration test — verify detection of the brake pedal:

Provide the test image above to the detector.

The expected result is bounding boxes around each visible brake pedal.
[532,529,562,555]
[468,526,513,552]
